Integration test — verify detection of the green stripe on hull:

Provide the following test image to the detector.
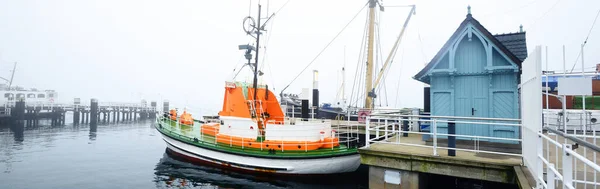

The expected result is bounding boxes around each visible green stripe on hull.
[156,118,358,158]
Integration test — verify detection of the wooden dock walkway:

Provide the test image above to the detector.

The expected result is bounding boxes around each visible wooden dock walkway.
[0,99,165,127]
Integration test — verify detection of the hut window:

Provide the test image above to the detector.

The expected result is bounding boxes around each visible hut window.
[37,94,45,98]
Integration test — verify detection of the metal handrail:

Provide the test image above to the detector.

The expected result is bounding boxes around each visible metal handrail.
[365,115,522,157]
[545,126,600,153]
[369,113,521,122]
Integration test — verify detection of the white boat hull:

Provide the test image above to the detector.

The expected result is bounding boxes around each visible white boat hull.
[159,132,361,174]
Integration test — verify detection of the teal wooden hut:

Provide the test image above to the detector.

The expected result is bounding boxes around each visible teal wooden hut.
[413,7,527,141]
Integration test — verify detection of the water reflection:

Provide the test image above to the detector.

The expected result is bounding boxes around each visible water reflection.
[89,131,97,141]
[153,149,368,189]
[10,124,24,142]
[1,118,367,189]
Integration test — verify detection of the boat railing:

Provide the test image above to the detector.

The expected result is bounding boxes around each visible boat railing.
[364,114,522,157]
[159,115,360,153]
[543,109,600,132]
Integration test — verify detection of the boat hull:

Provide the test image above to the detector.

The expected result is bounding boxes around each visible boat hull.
[158,131,361,175]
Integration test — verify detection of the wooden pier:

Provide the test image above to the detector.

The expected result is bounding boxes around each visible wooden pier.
[0,99,164,127]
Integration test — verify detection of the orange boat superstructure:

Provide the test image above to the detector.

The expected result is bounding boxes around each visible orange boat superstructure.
[200,81,339,151]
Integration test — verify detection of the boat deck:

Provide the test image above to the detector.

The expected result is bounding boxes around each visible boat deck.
[156,119,359,158]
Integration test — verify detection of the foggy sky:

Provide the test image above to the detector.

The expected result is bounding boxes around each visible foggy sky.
[0,0,598,115]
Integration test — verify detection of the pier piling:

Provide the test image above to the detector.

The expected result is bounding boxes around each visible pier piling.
[163,101,169,113]
[150,101,157,119]
[90,99,98,131]
[115,108,120,123]
[73,107,79,126]
[13,100,25,127]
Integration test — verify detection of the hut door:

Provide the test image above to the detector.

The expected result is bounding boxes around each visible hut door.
[472,76,490,137]
[454,76,490,137]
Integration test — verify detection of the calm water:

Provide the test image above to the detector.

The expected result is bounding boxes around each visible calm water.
[0,118,368,189]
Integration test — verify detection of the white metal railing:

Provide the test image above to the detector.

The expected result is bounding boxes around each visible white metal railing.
[535,127,600,189]
[531,44,600,188]
[364,114,522,157]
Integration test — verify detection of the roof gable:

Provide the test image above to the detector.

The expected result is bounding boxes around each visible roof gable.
[413,13,526,83]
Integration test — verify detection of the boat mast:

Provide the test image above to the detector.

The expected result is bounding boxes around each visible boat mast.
[252,5,262,110]
[364,2,415,109]
[364,0,377,109]
[8,62,16,89]
[372,5,416,93]
[342,46,346,107]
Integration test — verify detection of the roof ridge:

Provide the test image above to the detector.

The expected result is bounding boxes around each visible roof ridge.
[494,32,526,36]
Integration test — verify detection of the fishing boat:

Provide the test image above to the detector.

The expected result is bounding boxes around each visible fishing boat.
[154,4,361,174]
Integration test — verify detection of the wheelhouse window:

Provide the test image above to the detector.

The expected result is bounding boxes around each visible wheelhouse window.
[27,94,36,98]
[16,93,25,99]
[37,94,45,98]
[4,93,12,98]
[48,93,55,98]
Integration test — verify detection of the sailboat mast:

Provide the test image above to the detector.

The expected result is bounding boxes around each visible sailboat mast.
[364,0,377,109]
[252,5,262,107]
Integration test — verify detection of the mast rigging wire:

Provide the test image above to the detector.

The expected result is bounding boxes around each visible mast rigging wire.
[569,8,600,73]
[394,44,406,107]
[280,2,368,96]
[349,11,370,108]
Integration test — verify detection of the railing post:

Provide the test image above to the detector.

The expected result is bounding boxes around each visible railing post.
[537,131,544,185]
[391,118,396,139]
[432,119,438,156]
[547,163,555,189]
[376,119,380,140]
[402,116,409,137]
[448,120,456,156]
[384,119,388,140]
[562,144,573,189]
[305,140,308,152]
[365,117,370,148]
